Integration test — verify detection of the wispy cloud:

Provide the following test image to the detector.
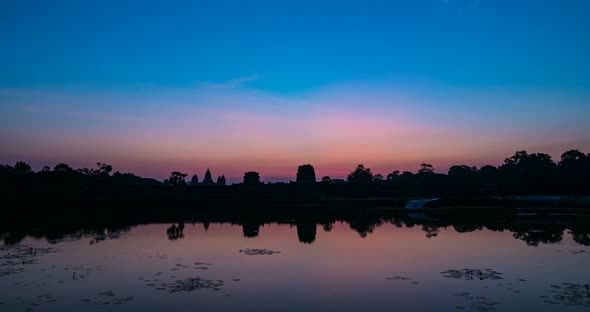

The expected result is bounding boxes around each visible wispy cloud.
[194,73,264,90]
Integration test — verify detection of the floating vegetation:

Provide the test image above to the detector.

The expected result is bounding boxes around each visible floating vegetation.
[0,267,24,278]
[80,291,134,306]
[239,249,280,256]
[542,283,590,307]
[30,293,57,306]
[192,262,213,270]
[1,245,61,260]
[157,276,224,292]
[194,262,213,266]
[386,275,412,281]
[0,245,61,278]
[453,292,498,311]
[569,250,590,255]
[441,269,503,281]
[63,264,102,281]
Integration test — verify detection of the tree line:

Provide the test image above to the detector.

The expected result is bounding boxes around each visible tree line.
[331,149,590,195]
[1,149,589,197]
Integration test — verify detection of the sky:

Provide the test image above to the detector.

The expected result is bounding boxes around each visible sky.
[1,0,589,182]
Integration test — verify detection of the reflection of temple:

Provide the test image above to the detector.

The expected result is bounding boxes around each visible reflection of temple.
[242,221,260,238]
[296,221,317,244]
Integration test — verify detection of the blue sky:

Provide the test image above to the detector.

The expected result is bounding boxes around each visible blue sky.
[2,0,589,91]
[1,0,589,181]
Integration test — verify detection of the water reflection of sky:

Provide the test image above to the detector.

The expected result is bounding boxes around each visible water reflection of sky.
[1,223,590,311]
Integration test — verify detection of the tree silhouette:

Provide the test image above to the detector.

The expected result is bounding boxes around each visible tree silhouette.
[418,163,434,174]
[500,150,557,194]
[14,161,32,174]
[321,176,332,184]
[169,171,188,185]
[243,171,261,185]
[559,149,586,168]
[53,163,73,172]
[400,171,414,182]
[448,165,479,194]
[373,173,384,182]
[96,162,113,175]
[77,168,95,176]
[347,164,373,184]
[558,150,589,193]
[386,170,400,181]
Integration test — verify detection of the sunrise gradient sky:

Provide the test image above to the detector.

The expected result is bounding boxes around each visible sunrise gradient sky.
[1,1,589,182]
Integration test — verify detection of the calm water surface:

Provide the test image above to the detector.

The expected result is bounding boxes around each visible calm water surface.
[2,221,590,311]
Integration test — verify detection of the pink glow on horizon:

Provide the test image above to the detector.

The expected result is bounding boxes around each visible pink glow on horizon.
[1,85,589,182]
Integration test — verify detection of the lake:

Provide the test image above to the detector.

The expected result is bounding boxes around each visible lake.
[1,215,590,311]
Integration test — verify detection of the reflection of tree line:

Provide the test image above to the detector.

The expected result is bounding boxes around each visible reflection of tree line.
[166,221,185,240]
[0,224,132,245]
[235,214,590,246]
[2,214,590,247]
[180,214,590,246]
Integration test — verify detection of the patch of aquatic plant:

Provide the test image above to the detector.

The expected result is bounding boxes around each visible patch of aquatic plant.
[0,245,61,278]
[441,269,503,281]
[386,275,411,280]
[192,262,213,270]
[158,276,224,292]
[62,264,103,281]
[14,293,59,310]
[453,292,499,311]
[1,245,61,260]
[385,275,419,284]
[569,250,590,255]
[541,283,590,307]
[239,248,280,255]
[80,291,134,306]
